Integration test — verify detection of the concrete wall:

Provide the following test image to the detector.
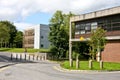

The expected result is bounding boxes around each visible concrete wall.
[39,24,50,49]
[71,6,120,22]
[34,25,41,49]
[34,24,50,49]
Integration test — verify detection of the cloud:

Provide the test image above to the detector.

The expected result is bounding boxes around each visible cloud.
[0,0,120,31]
[14,22,35,31]
[0,0,120,21]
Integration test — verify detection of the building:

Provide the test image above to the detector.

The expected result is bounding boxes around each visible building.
[23,24,50,49]
[70,6,120,62]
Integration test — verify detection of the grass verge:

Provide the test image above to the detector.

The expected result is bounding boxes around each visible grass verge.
[0,48,50,53]
[61,61,120,71]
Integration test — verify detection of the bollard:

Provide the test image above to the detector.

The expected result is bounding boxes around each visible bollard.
[29,55,30,60]
[100,60,103,69]
[45,53,47,60]
[76,59,79,69]
[89,60,92,69]
[25,54,26,60]
[70,59,73,67]
[36,55,39,60]
[40,56,42,60]
[20,54,22,60]
[11,53,13,60]
[33,55,34,60]
[16,54,18,60]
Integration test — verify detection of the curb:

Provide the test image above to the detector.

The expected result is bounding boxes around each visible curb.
[0,63,16,69]
[53,65,120,73]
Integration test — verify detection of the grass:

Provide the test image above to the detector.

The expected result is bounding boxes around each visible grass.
[0,48,50,53]
[61,61,120,71]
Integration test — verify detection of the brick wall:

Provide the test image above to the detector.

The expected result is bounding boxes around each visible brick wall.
[101,40,120,62]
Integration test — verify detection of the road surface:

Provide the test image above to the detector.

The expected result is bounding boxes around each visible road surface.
[0,60,120,80]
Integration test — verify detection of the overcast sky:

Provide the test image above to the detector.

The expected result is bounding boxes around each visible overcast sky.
[0,0,120,31]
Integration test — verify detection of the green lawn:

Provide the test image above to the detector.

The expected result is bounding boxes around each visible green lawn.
[61,61,120,71]
[0,48,50,53]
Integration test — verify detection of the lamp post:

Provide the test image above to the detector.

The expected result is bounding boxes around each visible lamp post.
[69,20,72,67]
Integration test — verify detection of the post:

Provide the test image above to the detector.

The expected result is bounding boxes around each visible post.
[25,54,26,60]
[45,53,47,60]
[76,59,79,69]
[29,55,30,60]
[20,54,22,60]
[89,60,92,69]
[100,60,103,69]
[69,19,73,67]
[33,55,34,60]
[11,53,13,60]
[37,55,39,60]
[16,54,18,60]
[97,40,101,62]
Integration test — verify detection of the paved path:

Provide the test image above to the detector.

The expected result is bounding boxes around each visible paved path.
[0,61,120,80]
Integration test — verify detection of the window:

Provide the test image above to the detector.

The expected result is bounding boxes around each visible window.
[85,23,91,34]
[80,30,85,34]
[75,24,80,30]
[91,22,97,30]
[41,36,44,39]
[75,31,80,34]
[41,44,44,48]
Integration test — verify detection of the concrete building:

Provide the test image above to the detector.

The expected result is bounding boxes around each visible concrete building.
[23,24,50,49]
[70,6,120,62]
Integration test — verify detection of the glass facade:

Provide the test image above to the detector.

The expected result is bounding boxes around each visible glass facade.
[75,14,120,35]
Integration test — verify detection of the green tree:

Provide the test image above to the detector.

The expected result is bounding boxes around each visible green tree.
[73,42,89,60]
[88,27,106,61]
[14,31,23,48]
[49,11,74,59]
[0,23,10,47]
[0,21,17,48]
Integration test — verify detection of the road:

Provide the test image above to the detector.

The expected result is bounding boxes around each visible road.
[0,60,120,80]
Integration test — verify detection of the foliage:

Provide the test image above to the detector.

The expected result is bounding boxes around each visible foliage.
[73,42,89,60]
[0,21,17,48]
[14,31,23,48]
[49,11,74,59]
[61,61,120,70]
[88,27,106,60]
[0,22,10,47]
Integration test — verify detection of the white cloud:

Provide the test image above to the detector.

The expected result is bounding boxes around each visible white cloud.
[0,0,119,21]
[0,0,120,31]
[14,22,35,31]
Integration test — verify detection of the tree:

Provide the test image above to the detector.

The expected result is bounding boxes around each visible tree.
[49,11,74,59]
[0,21,17,48]
[73,42,89,60]
[0,23,10,47]
[14,31,23,48]
[88,27,106,61]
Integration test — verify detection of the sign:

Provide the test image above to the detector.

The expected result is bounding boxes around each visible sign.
[80,36,84,41]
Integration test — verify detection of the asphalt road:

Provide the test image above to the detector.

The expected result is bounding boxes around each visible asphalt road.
[0,60,120,80]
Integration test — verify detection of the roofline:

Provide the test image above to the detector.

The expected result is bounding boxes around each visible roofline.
[70,6,120,22]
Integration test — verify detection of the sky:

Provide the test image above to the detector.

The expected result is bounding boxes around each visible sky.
[0,0,120,31]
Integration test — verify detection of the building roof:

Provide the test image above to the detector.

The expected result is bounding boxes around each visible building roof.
[70,6,120,22]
